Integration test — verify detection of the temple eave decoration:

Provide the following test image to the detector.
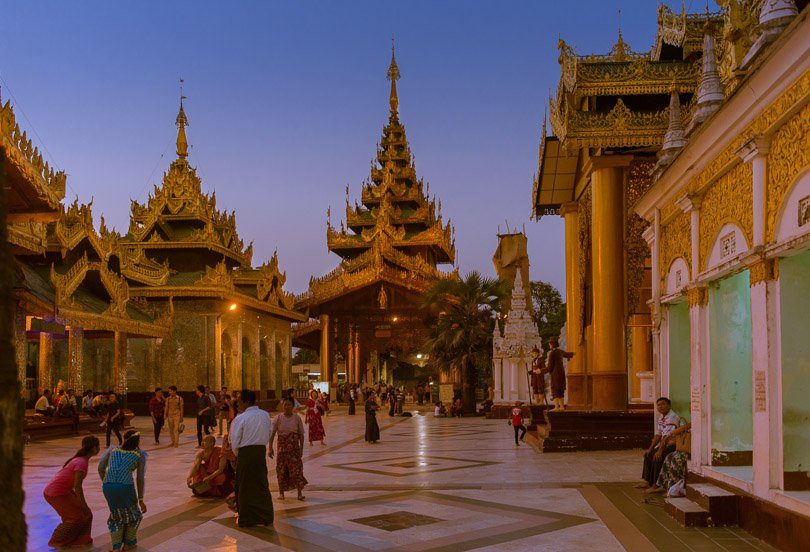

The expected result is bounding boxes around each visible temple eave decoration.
[1,100,66,216]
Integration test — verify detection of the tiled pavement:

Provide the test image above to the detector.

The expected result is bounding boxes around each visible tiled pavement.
[22,408,779,551]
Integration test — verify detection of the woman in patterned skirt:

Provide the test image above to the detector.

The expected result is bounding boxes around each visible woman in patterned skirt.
[98,430,148,551]
[306,390,326,446]
[269,398,307,501]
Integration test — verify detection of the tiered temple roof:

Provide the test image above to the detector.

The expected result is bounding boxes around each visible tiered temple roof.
[298,47,455,310]
[118,100,301,320]
[532,2,751,216]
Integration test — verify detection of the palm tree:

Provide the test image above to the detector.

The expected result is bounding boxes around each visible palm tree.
[421,271,508,413]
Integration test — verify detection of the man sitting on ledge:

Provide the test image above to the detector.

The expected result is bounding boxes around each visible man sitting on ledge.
[35,389,55,416]
[637,396,682,490]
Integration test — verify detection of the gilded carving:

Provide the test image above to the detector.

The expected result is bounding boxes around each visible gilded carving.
[766,103,810,242]
[626,160,654,316]
[698,162,753,271]
[577,186,592,336]
[749,258,777,286]
[659,211,691,290]
[687,286,708,307]
[0,100,66,209]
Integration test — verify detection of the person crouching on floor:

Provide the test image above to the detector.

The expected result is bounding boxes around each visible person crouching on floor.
[187,434,234,497]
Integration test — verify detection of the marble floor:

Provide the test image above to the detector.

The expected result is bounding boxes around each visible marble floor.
[23,408,778,551]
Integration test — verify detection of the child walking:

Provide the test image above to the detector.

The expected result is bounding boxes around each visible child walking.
[510,401,527,446]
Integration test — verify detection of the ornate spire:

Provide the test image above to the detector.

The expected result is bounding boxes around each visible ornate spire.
[690,17,724,131]
[175,86,189,159]
[662,84,686,152]
[387,35,401,117]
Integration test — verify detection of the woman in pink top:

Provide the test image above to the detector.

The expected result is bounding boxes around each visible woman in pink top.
[43,435,101,548]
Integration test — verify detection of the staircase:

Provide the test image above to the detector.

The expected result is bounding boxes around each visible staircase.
[665,482,738,527]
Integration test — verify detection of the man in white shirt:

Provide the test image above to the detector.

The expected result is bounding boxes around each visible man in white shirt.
[638,396,682,489]
[35,389,54,416]
[229,389,274,527]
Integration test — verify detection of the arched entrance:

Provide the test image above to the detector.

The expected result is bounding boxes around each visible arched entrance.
[241,337,252,390]
[275,342,283,392]
[221,332,233,389]
[260,340,270,393]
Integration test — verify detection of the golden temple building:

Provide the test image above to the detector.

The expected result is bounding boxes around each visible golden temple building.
[295,46,456,388]
[3,100,168,402]
[537,1,809,548]
[115,100,305,396]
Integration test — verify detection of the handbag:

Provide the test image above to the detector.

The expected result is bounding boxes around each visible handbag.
[179,422,185,434]
[675,430,691,454]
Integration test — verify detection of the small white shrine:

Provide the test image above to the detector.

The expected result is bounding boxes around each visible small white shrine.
[492,271,542,403]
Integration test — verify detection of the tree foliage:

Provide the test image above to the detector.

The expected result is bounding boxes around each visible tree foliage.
[292,347,319,365]
[421,271,509,412]
[530,280,566,352]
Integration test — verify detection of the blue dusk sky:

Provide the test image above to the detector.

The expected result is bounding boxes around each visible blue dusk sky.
[1,0,674,297]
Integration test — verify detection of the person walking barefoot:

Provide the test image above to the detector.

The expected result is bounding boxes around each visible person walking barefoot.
[269,398,308,501]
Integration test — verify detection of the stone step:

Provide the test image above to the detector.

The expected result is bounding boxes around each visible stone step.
[686,483,738,526]
[665,497,711,527]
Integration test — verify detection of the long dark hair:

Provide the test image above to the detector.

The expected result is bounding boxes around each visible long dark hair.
[64,435,100,467]
[121,430,141,451]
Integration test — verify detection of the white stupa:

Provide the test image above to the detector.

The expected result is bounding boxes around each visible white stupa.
[492,270,542,403]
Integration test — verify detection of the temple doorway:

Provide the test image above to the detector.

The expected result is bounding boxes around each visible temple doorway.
[241,337,252,390]
[221,332,233,389]
[259,340,270,394]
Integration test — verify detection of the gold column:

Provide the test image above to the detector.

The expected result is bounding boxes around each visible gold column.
[346,325,354,384]
[38,332,54,394]
[560,201,586,409]
[589,156,631,411]
[630,313,651,399]
[14,307,27,398]
[113,331,128,396]
[68,326,84,393]
[319,314,332,384]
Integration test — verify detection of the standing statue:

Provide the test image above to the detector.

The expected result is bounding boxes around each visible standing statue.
[529,347,547,405]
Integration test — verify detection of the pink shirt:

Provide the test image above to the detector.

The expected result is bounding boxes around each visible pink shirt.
[44,456,88,497]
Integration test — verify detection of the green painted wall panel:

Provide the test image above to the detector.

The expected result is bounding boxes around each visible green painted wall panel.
[709,270,753,453]
[779,251,810,473]
[668,301,691,420]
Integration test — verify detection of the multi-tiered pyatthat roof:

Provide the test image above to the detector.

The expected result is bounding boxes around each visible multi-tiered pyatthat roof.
[300,46,455,308]
[118,100,298,317]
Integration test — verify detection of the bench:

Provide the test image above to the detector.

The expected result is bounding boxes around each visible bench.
[24,409,135,441]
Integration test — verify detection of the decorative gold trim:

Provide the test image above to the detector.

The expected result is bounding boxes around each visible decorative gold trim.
[0,100,66,209]
[748,258,777,286]
[698,162,753,271]
[687,286,708,307]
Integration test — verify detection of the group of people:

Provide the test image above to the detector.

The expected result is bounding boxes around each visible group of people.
[44,430,148,550]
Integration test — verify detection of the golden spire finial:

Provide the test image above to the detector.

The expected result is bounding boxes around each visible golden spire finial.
[387,34,400,116]
[176,79,189,159]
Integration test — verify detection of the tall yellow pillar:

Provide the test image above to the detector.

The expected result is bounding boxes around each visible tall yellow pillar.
[560,201,587,409]
[319,314,332,384]
[630,313,651,399]
[589,156,631,411]
[114,331,128,396]
[38,332,54,394]
[14,307,28,398]
[68,326,84,393]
